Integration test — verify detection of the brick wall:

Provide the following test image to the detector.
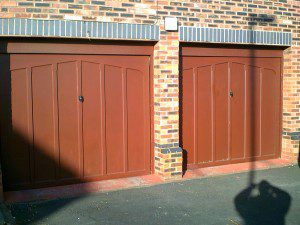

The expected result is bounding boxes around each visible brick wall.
[0,0,299,179]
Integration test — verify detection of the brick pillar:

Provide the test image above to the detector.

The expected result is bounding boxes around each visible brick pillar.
[282,46,300,162]
[153,25,182,179]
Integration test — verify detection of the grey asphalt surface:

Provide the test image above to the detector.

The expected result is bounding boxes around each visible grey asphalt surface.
[9,165,300,225]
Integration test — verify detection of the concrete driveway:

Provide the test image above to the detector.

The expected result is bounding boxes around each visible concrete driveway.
[9,166,300,225]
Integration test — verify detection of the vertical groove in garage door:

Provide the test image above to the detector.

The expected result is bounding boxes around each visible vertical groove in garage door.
[0,54,151,191]
[82,61,104,178]
[214,62,230,162]
[245,65,261,158]
[105,65,126,174]
[57,61,82,179]
[230,62,246,160]
[32,64,57,182]
[181,53,281,168]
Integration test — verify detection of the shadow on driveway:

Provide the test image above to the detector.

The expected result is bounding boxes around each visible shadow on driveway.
[235,180,291,225]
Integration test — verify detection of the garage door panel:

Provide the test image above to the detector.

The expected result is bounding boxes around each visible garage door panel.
[82,61,104,177]
[10,68,32,185]
[32,65,57,182]
[127,68,149,172]
[230,63,246,160]
[197,66,213,163]
[181,50,281,168]
[214,63,229,161]
[57,61,81,179]
[245,65,261,158]
[2,53,151,191]
[105,65,126,174]
[181,68,196,164]
[261,68,279,156]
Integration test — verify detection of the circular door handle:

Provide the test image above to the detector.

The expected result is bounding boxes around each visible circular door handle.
[78,96,84,102]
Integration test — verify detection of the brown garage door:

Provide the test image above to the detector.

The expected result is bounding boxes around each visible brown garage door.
[181,47,282,168]
[0,43,152,190]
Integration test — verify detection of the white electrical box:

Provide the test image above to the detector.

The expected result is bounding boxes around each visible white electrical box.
[164,17,178,31]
